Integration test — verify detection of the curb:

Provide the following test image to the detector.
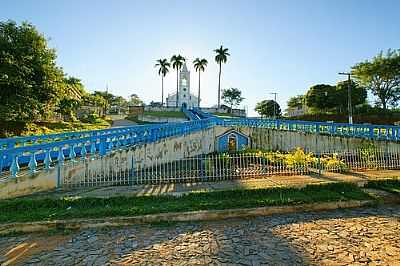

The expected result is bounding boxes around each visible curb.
[0,200,375,235]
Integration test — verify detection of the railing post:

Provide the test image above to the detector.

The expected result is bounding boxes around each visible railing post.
[99,136,107,156]
[369,127,374,139]
[28,152,37,173]
[10,154,19,178]
[44,149,52,170]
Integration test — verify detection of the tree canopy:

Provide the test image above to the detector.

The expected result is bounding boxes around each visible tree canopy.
[335,80,367,112]
[0,20,65,122]
[128,94,144,106]
[352,49,400,109]
[287,95,304,109]
[222,88,244,111]
[255,100,281,118]
[305,84,337,111]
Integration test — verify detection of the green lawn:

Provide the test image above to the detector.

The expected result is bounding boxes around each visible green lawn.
[143,111,186,118]
[213,112,240,118]
[365,178,400,194]
[0,120,111,138]
[0,183,371,224]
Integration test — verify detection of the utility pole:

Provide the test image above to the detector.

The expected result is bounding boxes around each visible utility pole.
[270,92,278,119]
[338,72,353,124]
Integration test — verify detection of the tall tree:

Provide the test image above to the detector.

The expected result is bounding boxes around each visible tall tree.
[352,49,400,110]
[83,93,107,116]
[305,84,336,112]
[287,95,305,109]
[335,80,367,113]
[128,93,144,106]
[154,59,170,106]
[170,55,185,108]
[0,20,64,122]
[222,88,244,112]
[56,97,81,121]
[214,45,230,108]
[255,100,281,118]
[193,58,208,107]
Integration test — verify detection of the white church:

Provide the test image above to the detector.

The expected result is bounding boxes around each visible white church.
[166,63,199,108]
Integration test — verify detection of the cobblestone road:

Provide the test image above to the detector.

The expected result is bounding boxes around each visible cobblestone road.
[1,205,400,265]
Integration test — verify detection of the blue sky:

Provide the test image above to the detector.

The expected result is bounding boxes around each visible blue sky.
[2,0,400,116]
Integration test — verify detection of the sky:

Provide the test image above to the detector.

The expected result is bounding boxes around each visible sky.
[2,0,400,116]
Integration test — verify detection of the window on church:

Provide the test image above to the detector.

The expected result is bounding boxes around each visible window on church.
[183,88,187,92]
[183,94,186,98]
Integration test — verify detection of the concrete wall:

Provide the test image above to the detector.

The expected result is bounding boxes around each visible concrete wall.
[214,126,400,153]
[138,114,187,123]
[144,106,181,112]
[0,126,216,199]
[3,124,400,199]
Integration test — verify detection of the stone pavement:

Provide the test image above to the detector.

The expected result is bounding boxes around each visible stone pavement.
[28,169,400,199]
[1,205,400,265]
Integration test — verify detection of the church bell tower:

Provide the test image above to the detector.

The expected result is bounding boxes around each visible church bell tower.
[178,63,190,108]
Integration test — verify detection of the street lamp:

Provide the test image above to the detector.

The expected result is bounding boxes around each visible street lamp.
[270,92,278,119]
[338,72,353,124]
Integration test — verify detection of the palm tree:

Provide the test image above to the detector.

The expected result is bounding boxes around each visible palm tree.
[170,55,186,108]
[193,58,208,107]
[154,59,170,106]
[214,45,230,108]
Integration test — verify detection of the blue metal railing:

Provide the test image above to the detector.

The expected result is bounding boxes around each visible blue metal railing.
[0,126,156,150]
[182,108,200,121]
[192,108,216,119]
[220,118,400,141]
[2,113,400,178]
[0,118,218,176]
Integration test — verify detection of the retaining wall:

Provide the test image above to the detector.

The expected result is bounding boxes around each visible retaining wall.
[214,126,400,152]
[0,127,216,199]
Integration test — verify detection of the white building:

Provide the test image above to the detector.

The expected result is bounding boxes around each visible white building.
[166,63,199,108]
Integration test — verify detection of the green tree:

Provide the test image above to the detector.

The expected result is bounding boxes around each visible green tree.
[56,97,81,121]
[0,20,64,122]
[128,93,144,106]
[83,93,107,116]
[214,45,230,108]
[193,58,208,107]
[352,49,400,110]
[222,88,244,112]
[305,84,336,112]
[287,95,305,109]
[154,59,170,106]
[255,100,281,118]
[335,80,367,113]
[170,54,185,108]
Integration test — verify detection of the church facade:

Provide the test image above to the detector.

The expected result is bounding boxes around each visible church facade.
[166,63,199,108]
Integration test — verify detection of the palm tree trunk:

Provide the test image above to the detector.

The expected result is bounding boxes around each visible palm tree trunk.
[217,62,222,109]
[176,70,179,108]
[161,75,164,106]
[198,72,201,107]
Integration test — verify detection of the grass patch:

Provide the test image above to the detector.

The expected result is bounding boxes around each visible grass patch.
[213,112,240,118]
[143,111,186,118]
[365,178,400,194]
[0,182,372,224]
[0,120,111,137]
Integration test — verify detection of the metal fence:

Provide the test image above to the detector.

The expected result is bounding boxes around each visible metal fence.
[61,147,400,188]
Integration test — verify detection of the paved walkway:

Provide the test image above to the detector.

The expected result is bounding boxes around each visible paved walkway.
[111,119,136,127]
[30,169,400,199]
[1,205,400,265]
